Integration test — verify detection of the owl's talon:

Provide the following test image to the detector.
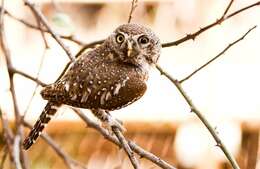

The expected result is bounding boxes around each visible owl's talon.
[105,115,126,133]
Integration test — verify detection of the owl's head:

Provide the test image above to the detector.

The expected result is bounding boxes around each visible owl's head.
[106,23,161,70]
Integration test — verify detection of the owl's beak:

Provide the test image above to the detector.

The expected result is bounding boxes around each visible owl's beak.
[127,40,133,57]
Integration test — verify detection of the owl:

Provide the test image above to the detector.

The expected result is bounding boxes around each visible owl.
[23,23,161,150]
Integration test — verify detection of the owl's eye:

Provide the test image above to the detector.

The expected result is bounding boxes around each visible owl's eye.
[116,34,125,44]
[138,36,149,44]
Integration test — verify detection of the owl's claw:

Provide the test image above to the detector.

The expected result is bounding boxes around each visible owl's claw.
[92,109,126,133]
[104,115,126,133]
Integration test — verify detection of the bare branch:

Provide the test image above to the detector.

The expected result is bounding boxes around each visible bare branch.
[23,0,74,61]
[179,25,257,83]
[222,0,234,17]
[1,7,85,45]
[128,0,138,23]
[8,67,47,86]
[156,64,240,169]
[74,109,177,169]
[31,10,49,48]
[0,1,11,60]
[162,1,260,48]
[225,1,260,20]
[112,127,141,169]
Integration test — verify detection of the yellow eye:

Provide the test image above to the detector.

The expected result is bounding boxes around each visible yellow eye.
[138,36,149,44]
[116,34,125,44]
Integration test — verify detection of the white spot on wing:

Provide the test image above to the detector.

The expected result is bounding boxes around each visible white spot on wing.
[71,94,77,100]
[100,92,106,105]
[65,82,70,92]
[105,91,112,101]
[81,91,89,103]
[113,77,129,95]
[113,83,121,95]
[122,77,129,87]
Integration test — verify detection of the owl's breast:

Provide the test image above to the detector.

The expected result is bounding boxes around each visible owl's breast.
[83,64,147,111]
[98,70,147,110]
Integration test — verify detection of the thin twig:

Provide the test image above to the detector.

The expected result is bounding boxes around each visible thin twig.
[179,26,257,83]
[23,121,87,169]
[222,0,234,17]
[74,109,177,169]
[156,64,240,169]
[1,7,84,45]
[31,11,49,48]
[23,0,74,61]
[128,0,138,23]
[8,67,47,86]
[112,127,141,169]
[162,1,260,47]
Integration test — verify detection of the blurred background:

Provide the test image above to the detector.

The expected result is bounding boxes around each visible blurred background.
[0,0,260,169]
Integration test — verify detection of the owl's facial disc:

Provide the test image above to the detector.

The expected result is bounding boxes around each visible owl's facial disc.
[109,23,161,68]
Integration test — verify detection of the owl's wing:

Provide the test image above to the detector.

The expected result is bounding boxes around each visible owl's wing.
[41,49,147,111]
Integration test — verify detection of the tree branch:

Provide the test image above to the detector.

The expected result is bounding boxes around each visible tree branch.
[222,0,234,17]
[74,109,177,169]
[162,1,260,47]
[156,64,240,169]
[128,0,138,23]
[179,25,257,83]
[1,7,85,45]
[23,0,74,61]
[8,67,47,86]
[112,127,141,169]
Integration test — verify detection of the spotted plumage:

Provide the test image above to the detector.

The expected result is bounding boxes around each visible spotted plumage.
[23,23,161,150]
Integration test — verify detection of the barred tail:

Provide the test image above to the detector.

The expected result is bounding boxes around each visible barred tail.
[23,102,60,150]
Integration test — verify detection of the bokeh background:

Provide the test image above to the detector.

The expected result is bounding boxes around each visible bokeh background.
[0,0,260,169]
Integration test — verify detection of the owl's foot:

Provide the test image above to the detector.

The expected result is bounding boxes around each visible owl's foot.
[92,109,126,133]
[104,114,126,133]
